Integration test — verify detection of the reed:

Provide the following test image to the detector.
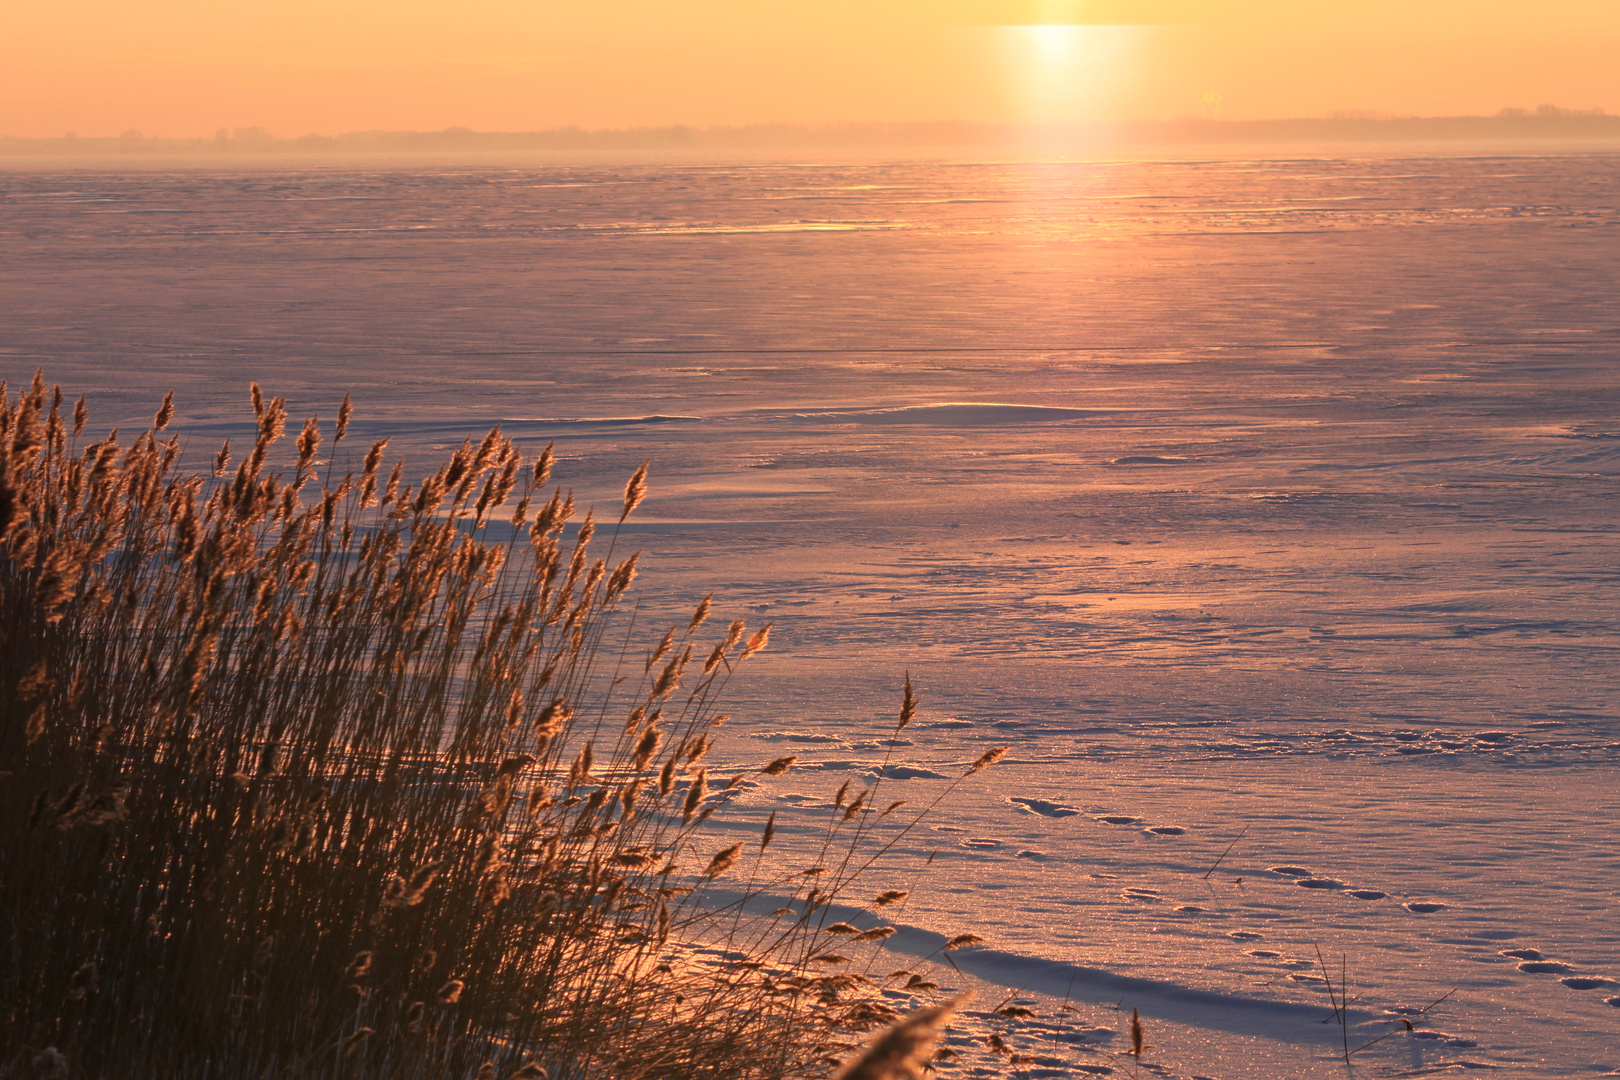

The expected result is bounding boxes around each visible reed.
[0,376,976,1080]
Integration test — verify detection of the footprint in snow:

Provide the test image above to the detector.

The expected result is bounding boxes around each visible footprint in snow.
[1268,866,1312,877]
[1561,977,1616,990]
[1174,905,1206,913]
[1229,931,1264,941]
[1296,878,1346,890]
[1606,996,1620,1007]
[1010,797,1082,818]
[1404,902,1447,913]
[961,838,1002,849]
[1410,1031,1478,1048]
[1247,950,1282,958]
[870,764,947,780]
[1096,815,1139,825]
[1122,889,1161,902]
[1501,948,1543,961]
[1517,961,1574,974]
[1347,889,1387,900]
[1145,825,1185,836]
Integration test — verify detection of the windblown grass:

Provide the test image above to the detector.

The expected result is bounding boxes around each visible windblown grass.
[0,375,985,1080]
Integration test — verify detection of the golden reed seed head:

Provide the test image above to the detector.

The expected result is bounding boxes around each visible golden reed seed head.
[633,725,662,772]
[533,441,555,488]
[534,702,573,744]
[898,675,916,731]
[605,552,639,601]
[646,628,675,672]
[335,392,352,442]
[703,643,726,675]
[760,755,797,776]
[154,390,175,432]
[362,437,387,477]
[682,768,707,822]
[703,842,743,879]
[740,623,772,659]
[967,747,1009,774]
[621,460,649,522]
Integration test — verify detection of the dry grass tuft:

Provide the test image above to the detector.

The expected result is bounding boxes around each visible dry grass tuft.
[0,378,968,1080]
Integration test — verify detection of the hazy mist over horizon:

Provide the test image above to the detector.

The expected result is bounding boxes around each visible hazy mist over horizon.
[5,1,1618,140]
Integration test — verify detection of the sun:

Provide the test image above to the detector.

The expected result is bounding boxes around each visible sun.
[995,23,1152,123]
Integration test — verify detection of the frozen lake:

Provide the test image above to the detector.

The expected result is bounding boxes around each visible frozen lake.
[4,148,1618,1076]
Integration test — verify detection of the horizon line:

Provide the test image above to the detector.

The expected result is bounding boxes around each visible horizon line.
[5,109,1618,154]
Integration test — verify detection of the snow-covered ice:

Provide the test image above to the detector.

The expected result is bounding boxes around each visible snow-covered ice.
[4,147,1618,1077]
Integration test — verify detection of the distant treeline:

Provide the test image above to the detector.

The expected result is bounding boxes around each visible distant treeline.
[6,110,1620,156]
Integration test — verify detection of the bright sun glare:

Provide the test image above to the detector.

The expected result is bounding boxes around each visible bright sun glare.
[995,24,1153,122]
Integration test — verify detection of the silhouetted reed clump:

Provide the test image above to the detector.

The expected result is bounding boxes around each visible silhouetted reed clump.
[0,375,981,1080]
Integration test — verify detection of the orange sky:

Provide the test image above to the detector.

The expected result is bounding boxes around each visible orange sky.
[4,0,1618,138]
